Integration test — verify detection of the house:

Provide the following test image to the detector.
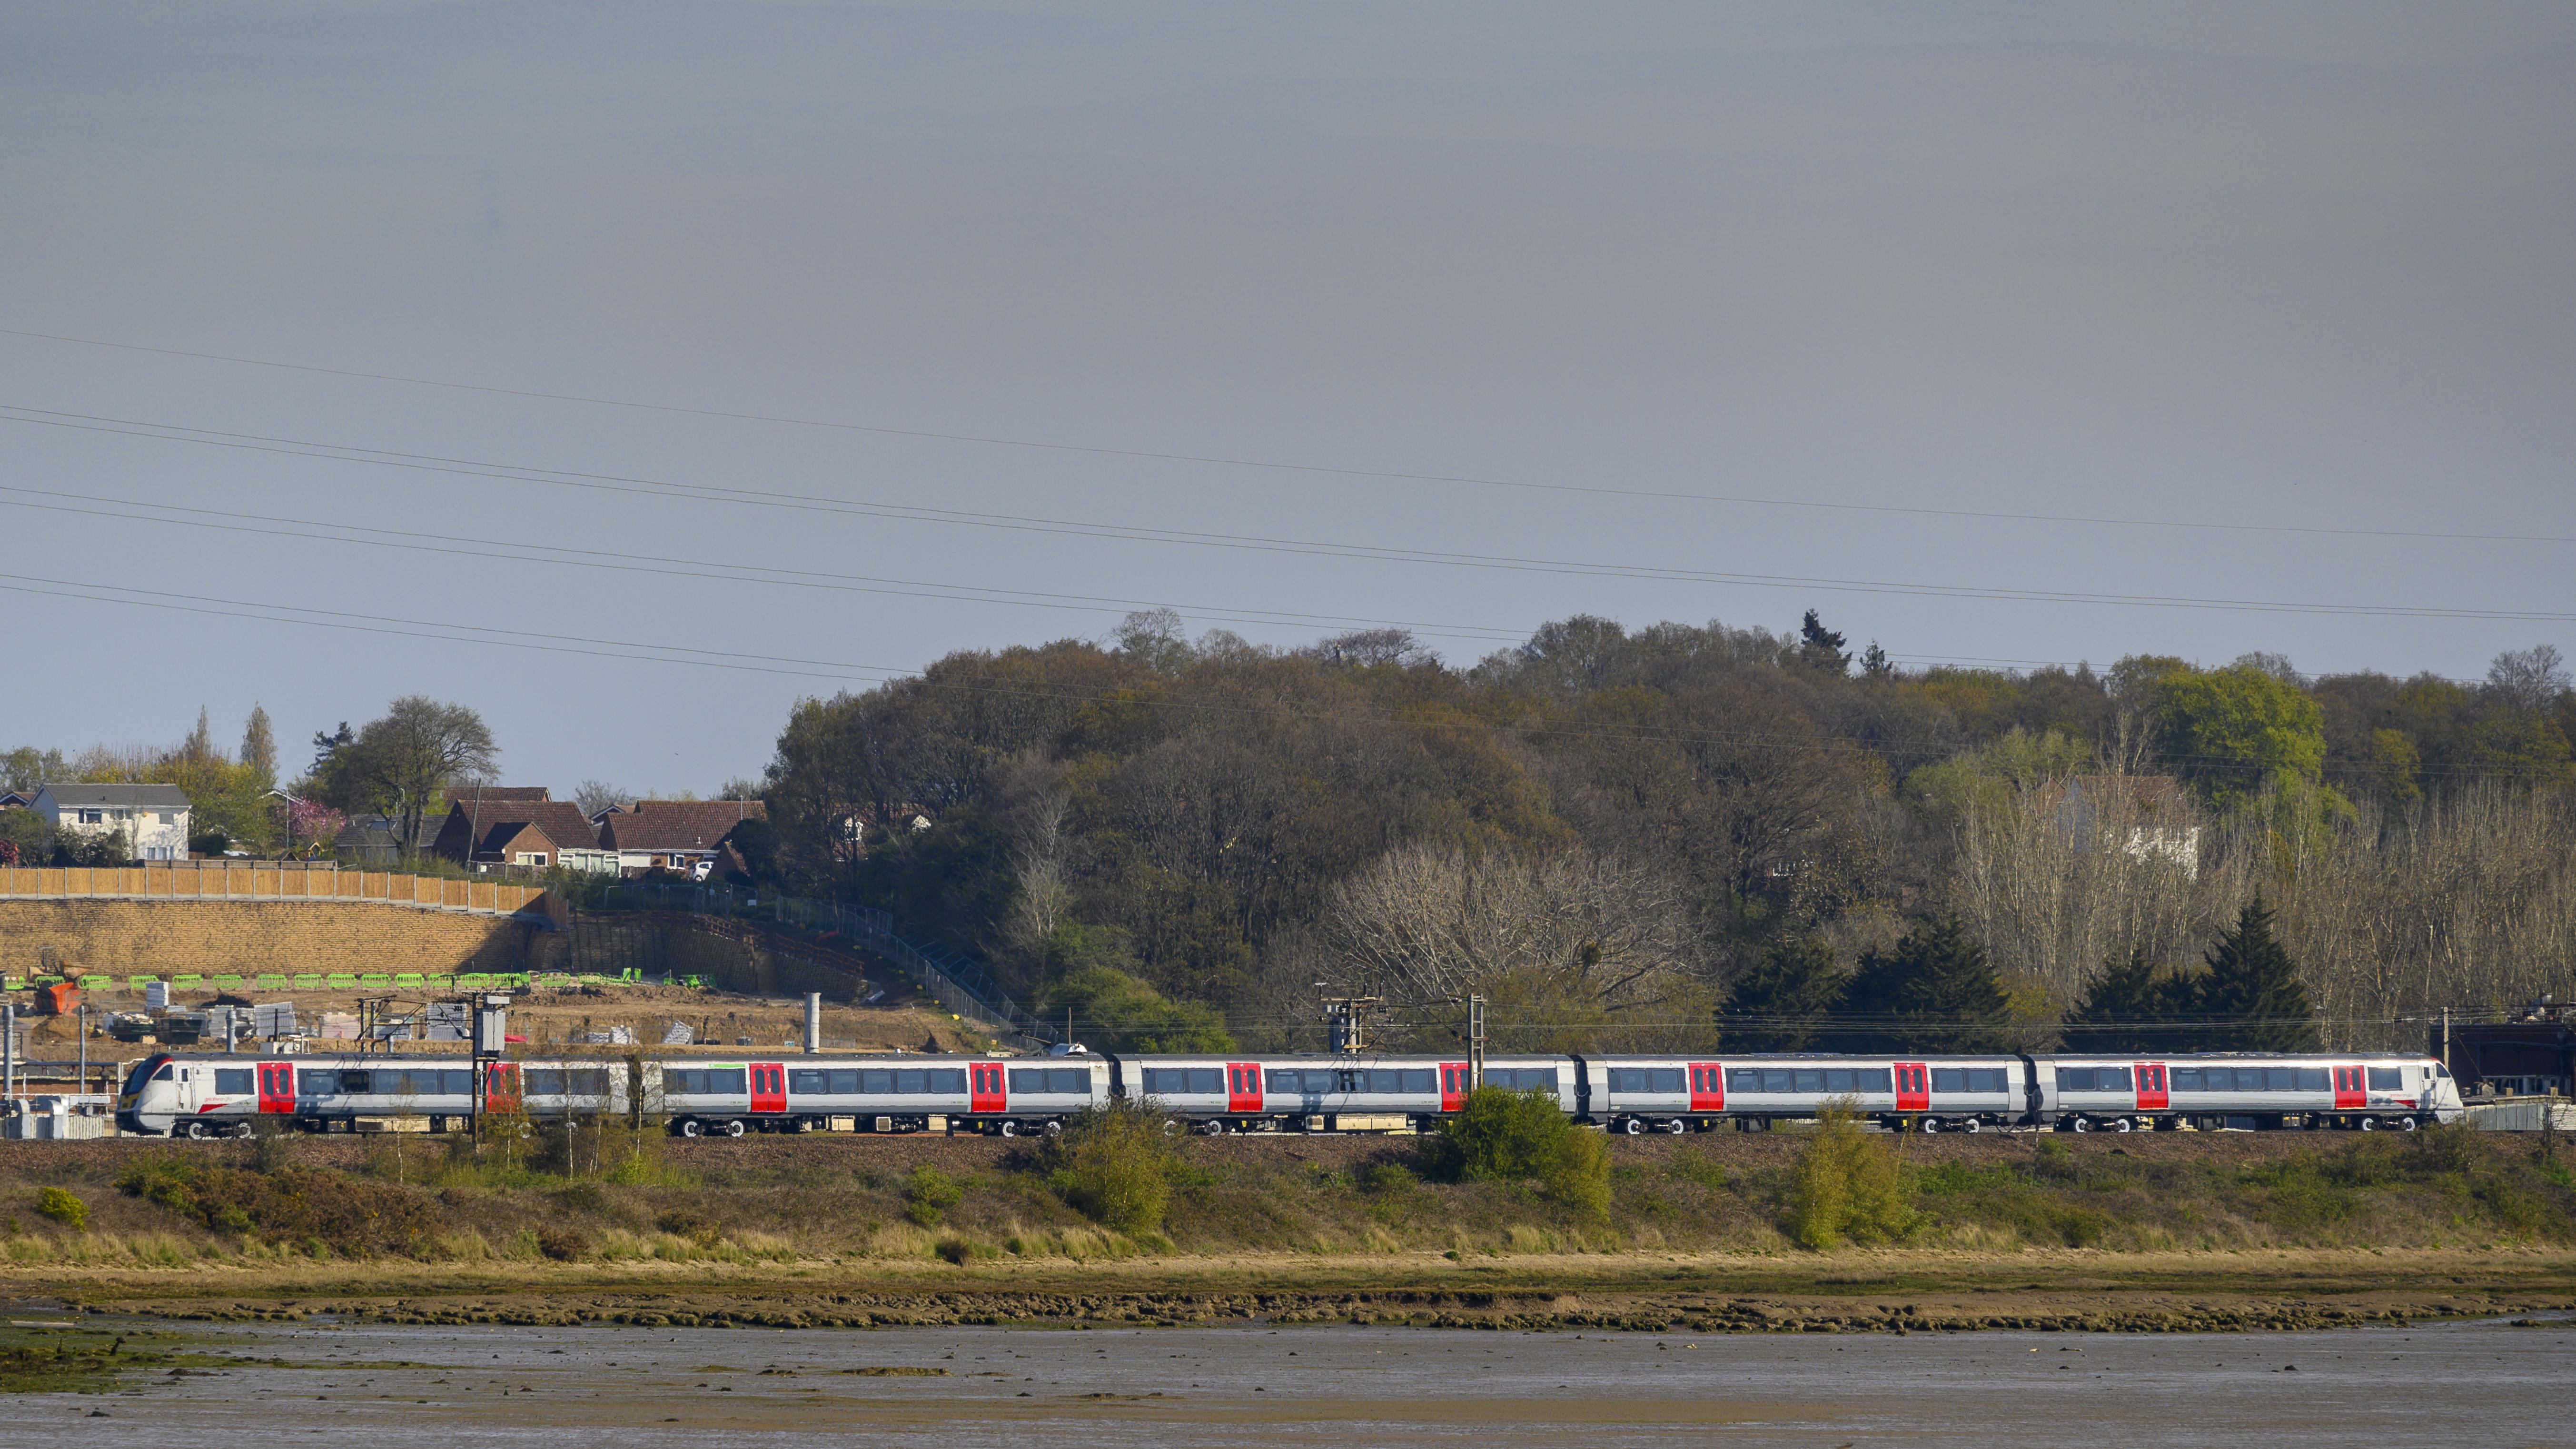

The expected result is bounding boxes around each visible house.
[335,814,440,864]
[2041,775,2202,879]
[0,791,34,811]
[31,783,193,861]
[596,799,767,878]
[430,798,602,872]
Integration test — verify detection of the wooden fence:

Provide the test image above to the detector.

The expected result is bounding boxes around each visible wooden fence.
[0,864,557,921]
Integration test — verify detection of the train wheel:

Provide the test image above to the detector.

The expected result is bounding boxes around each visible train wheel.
[1961,1118,1981,1134]
[2397,1116,2418,1131]
[2358,1116,2378,1132]
[1921,1117,1942,1134]
[1162,1119,1182,1136]
[677,1118,703,1138]
[720,1119,746,1138]
[998,1119,1019,1138]
[2069,1116,2092,1133]
[1662,1119,1685,1135]
[2111,1117,2133,1133]
[1043,1119,1064,1138]
[1620,1118,1643,1136]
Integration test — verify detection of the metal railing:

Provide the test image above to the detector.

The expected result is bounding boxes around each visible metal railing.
[597,882,1056,1050]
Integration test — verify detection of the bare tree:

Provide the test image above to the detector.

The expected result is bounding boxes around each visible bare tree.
[574,779,633,816]
[344,697,499,860]
[2486,645,2571,714]
[1005,788,1072,952]
[1321,841,1712,1049]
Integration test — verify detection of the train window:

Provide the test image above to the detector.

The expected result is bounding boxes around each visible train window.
[1864,1069,1894,1093]
[792,1070,826,1094]
[2435,1063,2452,1079]
[1267,1070,1306,1094]
[1727,1069,1760,1093]
[298,1070,339,1095]
[2262,1068,2293,1092]
[2170,1068,2203,1091]
[1487,1068,1559,1092]
[1761,1070,1795,1093]
[824,1071,857,1092]
[1009,1068,1046,1092]
[2368,1066,2400,1090]
[894,1070,927,1094]
[1141,1068,1225,1095]
[523,1070,559,1096]
[1972,1068,2008,1092]
[2295,1068,2329,1091]
[212,1068,253,1094]
[1929,1068,1964,1092]
[528,1069,606,1097]
[1822,1069,1857,1093]
[1789,1070,1822,1093]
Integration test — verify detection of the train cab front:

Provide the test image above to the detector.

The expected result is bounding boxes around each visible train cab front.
[116,1052,175,1135]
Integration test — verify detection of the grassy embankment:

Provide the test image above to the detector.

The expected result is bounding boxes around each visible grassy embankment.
[3,1119,2573,1333]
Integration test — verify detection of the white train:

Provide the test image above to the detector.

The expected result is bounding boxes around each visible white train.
[116,1047,2463,1137]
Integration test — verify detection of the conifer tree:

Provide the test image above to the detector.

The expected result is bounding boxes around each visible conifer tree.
[239,705,277,784]
[1798,609,1851,675]
[1833,914,2011,1053]
[1718,935,1847,1051]
[2062,947,2186,1053]
[2192,896,2319,1051]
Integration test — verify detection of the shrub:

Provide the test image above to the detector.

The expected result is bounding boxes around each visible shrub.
[902,1166,964,1227]
[535,1224,590,1261]
[1785,1102,1912,1250]
[1042,1101,1182,1233]
[1421,1087,1611,1218]
[656,1209,722,1247]
[34,1188,86,1231]
[116,1153,440,1257]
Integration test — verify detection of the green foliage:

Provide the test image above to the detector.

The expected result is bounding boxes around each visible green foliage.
[2061,947,2187,1053]
[1833,915,2011,1053]
[2153,662,2329,814]
[2191,896,2318,1051]
[1032,929,1237,1052]
[901,1165,963,1227]
[32,1188,86,1231]
[1042,1101,1183,1233]
[1717,935,1845,1052]
[1421,1086,1611,1218]
[1784,1102,1912,1250]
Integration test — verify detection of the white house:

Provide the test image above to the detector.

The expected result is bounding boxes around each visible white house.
[32,783,193,862]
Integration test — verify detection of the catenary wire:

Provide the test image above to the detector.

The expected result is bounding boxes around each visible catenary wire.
[5,404,2572,625]
[3,324,2566,548]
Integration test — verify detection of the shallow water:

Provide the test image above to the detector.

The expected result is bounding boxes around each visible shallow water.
[20,1315,2573,1447]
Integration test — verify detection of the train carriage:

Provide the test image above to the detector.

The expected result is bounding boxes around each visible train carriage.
[114,1052,622,1137]
[2032,1053,2460,1131]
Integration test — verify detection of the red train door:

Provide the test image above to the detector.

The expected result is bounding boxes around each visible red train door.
[1894,1062,1929,1112]
[969,1062,1006,1114]
[1688,1062,1725,1113]
[257,1062,295,1115]
[1439,1062,1468,1112]
[2135,1062,2169,1111]
[750,1063,787,1115]
[1227,1062,1263,1114]
[2332,1065,2366,1110]
[482,1062,523,1114]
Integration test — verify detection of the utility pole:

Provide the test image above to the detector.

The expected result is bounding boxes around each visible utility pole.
[1467,994,1486,1091]
[2440,1006,2451,1074]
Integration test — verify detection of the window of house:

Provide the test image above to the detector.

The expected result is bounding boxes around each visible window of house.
[78,809,103,825]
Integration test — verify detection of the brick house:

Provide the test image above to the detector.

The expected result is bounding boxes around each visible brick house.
[596,799,767,879]
[431,797,603,872]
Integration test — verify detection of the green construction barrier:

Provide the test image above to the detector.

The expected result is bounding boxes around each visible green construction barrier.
[326,974,358,989]
[360,974,394,988]
[292,974,324,990]
[212,976,243,992]
[395,973,424,987]
[255,974,290,990]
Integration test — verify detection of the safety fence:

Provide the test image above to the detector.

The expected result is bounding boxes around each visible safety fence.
[0,864,556,920]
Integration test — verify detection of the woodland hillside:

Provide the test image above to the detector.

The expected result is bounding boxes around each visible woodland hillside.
[747,611,2576,1056]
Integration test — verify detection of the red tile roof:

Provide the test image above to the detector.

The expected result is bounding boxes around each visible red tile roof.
[598,799,765,853]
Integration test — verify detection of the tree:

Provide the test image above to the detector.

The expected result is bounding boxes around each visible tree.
[2189,896,2318,1051]
[1860,642,1892,679]
[2,746,67,794]
[1833,914,2011,1053]
[574,780,632,816]
[2061,947,2186,1053]
[1798,610,1850,675]
[239,705,277,784]
[180,707,216,765]
[1717,935,1846,1051]
[339,698,499,859]
[2486,645,2571,715]
[2152,662,2329,814]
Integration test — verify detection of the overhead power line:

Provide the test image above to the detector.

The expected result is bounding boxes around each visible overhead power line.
[5,404,2571,625]
[3,324,2565,548]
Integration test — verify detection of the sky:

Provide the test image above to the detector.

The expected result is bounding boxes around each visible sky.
[2,2,2570,794]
